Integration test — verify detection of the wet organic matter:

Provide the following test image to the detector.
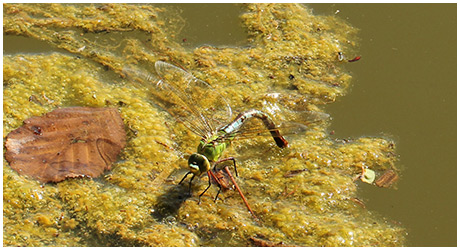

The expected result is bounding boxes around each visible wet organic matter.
[5,107,126,183]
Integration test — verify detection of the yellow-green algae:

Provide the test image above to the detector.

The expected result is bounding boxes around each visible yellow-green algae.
[3,3,405,246]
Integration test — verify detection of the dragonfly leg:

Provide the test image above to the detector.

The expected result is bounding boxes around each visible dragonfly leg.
[179,171,193,185]
[198,171,212,204]
[178,172,194,197]
[214,186,222,203]
[215,157,238,177]
[208,170,223,202]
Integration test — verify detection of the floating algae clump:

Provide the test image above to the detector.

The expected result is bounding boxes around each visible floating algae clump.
[3,3,405,246]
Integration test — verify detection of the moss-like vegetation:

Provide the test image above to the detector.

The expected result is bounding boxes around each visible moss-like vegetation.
[3,3,405,246]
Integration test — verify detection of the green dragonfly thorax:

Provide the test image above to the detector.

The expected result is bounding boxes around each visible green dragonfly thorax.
[188,133,232,176]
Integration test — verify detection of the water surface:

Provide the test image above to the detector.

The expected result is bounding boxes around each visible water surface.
[3,3,456,247]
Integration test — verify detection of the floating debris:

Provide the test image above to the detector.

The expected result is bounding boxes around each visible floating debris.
[348,56,362,62]
[338,51,361,62]
[249,236,297,247]
[361,168,376,184]
[283,168,309,178]
[375,169,399,188]
[354,168,376,184]
[5,107,126,183]
[350,197,366,209]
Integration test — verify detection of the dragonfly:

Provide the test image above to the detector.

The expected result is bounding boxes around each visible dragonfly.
[123,61,289,206]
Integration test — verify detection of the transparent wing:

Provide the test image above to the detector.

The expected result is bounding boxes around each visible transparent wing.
[123,61,232,137]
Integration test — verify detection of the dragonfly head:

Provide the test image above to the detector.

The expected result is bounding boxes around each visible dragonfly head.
[188,153,211,175]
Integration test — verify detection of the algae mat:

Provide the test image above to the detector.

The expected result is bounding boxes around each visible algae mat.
[3,3,406,246]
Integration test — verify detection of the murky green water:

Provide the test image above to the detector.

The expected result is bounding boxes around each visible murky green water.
[308,4,457,247]
[3,4,456,247]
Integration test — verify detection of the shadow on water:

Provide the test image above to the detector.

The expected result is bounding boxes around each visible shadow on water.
[151,177,239,246]
[151,183,191,222]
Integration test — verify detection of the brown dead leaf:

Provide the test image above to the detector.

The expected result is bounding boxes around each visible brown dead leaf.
[375,169,399,188]
[249,236,298,247]
[5,107,126,183]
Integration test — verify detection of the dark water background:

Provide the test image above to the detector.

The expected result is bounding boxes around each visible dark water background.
[308,4,456,247]
[4,4,456,247]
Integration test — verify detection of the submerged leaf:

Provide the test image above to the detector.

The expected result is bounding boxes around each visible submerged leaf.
[5,107,126,183]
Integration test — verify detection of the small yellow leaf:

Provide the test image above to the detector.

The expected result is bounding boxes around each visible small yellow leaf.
[361,169,375,184]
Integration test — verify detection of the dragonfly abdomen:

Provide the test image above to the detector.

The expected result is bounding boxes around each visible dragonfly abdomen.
[220,109,288,148]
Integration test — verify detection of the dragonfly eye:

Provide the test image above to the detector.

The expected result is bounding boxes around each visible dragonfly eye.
[188,153,210,175]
